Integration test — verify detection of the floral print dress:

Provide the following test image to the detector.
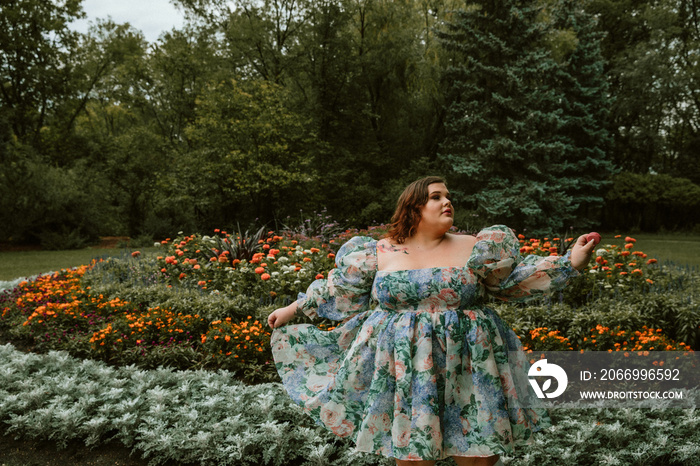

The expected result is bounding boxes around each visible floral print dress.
[271,225,579,461]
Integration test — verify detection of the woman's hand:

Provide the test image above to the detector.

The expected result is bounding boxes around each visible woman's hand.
[267,302,298,329]
[570,233,600,271]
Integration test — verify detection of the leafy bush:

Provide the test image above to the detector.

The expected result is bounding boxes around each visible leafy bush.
[0,344,393,466]
[580,325,692,352]
[0,344,697,466]
[520,327,574,351]
[282,208,345,244]
[155,231,335,301]
[0,265,276,377]
[605,172,700,231]
[40,227,90,251]
[517,235,661,307]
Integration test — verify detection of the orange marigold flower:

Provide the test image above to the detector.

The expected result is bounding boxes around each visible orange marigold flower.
[647,258,657,264]
[624,243,634,249]
[625,236,636,243]
[261,273,271,281]
[620,251,630,257]
[255,267,265,274]
[131,251,141,257]
[632,269,642,275]
[315,273,324,279]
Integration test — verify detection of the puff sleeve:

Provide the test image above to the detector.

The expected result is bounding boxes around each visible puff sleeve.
[296,236,378,320]
[466,225,579,302]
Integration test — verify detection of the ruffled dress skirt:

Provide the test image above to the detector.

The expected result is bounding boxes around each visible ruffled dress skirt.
[271,266,550,461]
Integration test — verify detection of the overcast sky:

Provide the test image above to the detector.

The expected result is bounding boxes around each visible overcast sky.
[70,0,188,43]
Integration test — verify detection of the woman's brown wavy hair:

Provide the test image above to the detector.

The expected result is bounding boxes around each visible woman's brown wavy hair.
[386,176,446,244]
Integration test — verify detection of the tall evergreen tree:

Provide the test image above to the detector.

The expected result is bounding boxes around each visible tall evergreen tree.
[436,0,613,233]
[549,0,616,227]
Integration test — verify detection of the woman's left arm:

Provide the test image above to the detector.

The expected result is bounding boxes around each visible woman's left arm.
[469,225,595,302]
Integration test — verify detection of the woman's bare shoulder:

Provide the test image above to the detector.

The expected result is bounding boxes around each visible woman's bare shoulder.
[447,232,477,245]
[376,237,408,254]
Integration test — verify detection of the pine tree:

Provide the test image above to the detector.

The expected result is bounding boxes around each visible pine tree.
[437,0,613,233]
[548,0,616,229]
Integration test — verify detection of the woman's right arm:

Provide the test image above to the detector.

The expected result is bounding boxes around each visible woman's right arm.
[267,301,298,329]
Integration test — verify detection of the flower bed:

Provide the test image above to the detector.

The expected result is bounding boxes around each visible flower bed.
[1,229,697,385]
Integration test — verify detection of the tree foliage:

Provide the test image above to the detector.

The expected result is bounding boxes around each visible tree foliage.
[0,0,696,246]
[437,0,614,233]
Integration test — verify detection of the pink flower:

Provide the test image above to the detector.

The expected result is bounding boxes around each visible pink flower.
[394,428,411,448]
[415,355,433,372]
[320,402,345,428]
[331,419,354,438]
[395,360,406,379]
[438,288,459,305]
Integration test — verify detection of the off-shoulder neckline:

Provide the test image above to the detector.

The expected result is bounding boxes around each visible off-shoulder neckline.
[375,237,480,273]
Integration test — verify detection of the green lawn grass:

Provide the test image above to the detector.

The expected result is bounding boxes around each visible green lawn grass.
[599,232,700,268]
[0,248,157,282]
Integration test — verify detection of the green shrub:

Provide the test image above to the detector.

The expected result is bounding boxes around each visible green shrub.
[0,344,697,466]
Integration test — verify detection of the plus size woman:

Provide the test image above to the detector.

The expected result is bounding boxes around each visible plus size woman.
[268,176,595,466]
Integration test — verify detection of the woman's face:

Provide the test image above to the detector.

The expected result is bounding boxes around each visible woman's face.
[418,183,453,231]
